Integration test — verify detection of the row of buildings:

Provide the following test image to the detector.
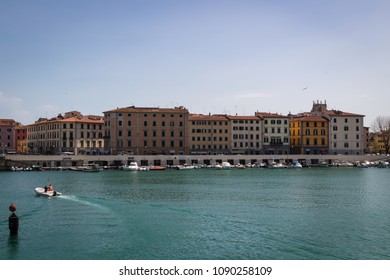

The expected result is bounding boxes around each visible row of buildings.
[0,101,377,156]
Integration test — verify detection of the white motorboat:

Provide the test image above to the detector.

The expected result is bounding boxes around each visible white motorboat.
[176,164,195,170]
[221,162,232,169]
[122,162,140,171]
[35,187,61,197]
[291,161,303,168]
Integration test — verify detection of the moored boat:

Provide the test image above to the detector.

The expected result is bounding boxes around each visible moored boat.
[221,162,232,169]
[291,161,303,168]
[122,162,140,171]
[149,166,166,171]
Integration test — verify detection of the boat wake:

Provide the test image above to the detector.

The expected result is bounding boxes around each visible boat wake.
[58,195,111,213]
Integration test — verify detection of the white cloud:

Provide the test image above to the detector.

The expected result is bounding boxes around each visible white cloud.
[0,91,23,108]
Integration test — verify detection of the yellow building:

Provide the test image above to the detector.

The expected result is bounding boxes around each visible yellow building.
[290,116,329,154]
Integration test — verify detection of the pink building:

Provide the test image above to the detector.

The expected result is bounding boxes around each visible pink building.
[0,119,18,153]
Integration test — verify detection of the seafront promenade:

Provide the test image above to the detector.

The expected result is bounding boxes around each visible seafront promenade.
[1,153,388,171]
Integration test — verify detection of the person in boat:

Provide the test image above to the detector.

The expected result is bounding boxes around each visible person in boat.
[44,185,48,192]
[48,184,53,191]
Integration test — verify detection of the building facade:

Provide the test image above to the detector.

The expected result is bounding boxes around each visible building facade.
[227,115,262,154]
[27,111,104,155]
[189,114,230,155]
[290,116,329,154]
[0,119,18,154]
[310,101,365,155]
[15,125,28,154]
[255,112,290,154]
[103,106,189,155]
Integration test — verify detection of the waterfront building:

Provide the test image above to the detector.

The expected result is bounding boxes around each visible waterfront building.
[27,111,104,155]
[310,101,365,155]
[255,112,290,154]
[364,127,370,154]
[290,116,329,154]
[368,131,388,154]
[189,114,230,155]
[0,119,19,154]
[15,125,28,154]
[227,115,262,154]
[103,106,189,155]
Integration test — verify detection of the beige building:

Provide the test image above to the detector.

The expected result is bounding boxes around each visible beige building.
[103,106,189,155]
[227,115,262,154]
[189,114,230,155]
[310,101,365,155]
[255,112,290,154]
[27,111,104,155]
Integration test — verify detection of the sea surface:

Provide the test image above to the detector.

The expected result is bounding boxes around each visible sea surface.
[1,167,390,260]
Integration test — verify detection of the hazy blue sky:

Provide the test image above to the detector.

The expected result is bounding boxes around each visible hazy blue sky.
[1,0,389,128]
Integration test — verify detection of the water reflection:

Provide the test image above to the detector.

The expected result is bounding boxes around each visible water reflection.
[7,235,19,259]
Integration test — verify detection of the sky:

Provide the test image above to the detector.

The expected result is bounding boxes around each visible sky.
[1,0,389,129]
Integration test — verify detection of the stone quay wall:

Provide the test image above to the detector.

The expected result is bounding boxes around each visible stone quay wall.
[1,154,389,170]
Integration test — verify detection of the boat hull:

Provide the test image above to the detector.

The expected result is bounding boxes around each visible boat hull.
[34,187,61,197]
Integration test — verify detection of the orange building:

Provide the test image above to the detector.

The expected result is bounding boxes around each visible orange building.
[290,116,329,154]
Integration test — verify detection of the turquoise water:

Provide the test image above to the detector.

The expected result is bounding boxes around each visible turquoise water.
[1,168,390,260]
